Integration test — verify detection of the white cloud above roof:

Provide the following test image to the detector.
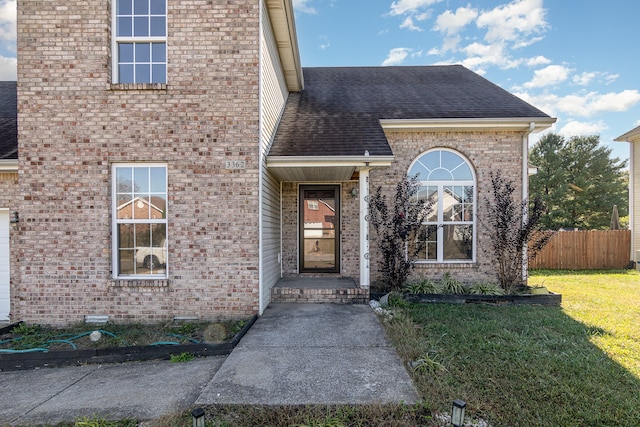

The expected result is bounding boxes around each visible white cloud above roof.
[516,89,640,118]
[434,6,478,36]
[0,0,16,43]
[292,0,317,15]
[0,55,15,80]
[524,64,572,89]
[559,120,608,137]
[389,0,443,16]
[382,47,412,66]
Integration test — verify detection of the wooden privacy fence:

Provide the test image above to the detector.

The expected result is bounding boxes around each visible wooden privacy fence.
[529,230,631,270]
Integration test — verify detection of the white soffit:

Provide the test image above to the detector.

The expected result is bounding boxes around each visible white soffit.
[614,126,640,143]
[264,0,303,91]
[380,117,557,133]
[267,155,394,182]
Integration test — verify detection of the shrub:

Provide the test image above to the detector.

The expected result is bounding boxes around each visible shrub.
[438,273,465,295]
[468,282,505,295]
[483,171,555,294]
[404,278,440,295]
[369,175,433,292]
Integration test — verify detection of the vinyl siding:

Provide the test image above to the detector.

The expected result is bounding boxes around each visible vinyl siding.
[259,0,288,312]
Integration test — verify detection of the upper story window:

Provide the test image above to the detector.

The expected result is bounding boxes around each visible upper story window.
[113,164,168,278]
[409,149,476,263]
[113,0,167,84]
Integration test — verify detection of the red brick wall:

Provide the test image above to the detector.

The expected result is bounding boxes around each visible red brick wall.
[16,0,261,325]
[368,130,525,285]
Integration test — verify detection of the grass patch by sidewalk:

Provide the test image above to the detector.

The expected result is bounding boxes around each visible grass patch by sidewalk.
[382,269,640,426]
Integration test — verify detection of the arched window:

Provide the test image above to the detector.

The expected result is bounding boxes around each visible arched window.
[409,149,475,262]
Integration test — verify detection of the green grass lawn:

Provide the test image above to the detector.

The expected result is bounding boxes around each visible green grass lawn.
[54,270,640,427]
[382,269,640,427]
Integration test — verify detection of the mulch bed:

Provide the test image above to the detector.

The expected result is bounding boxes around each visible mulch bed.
[0,316,256,371]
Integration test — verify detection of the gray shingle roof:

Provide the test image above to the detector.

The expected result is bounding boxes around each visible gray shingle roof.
[269,65,552,157]
[0,81,17,160]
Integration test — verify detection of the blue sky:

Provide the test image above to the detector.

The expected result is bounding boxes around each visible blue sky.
[292,0,639,162]
[1,0,638,161]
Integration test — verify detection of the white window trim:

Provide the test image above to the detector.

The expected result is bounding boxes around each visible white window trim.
[111,0,168,84]
[112,163,168,279]
[409,148,477,264]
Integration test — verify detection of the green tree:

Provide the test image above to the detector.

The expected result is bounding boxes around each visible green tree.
[530,133,628,230]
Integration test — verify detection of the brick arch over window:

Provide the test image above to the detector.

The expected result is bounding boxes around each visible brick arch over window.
[409,148,476,262]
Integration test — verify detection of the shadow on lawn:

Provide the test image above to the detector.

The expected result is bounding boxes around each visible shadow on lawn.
[384,302,640,427]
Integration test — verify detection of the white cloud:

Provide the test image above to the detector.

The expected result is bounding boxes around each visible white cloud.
[292,0,317,14]
[0,55,16,80]
[573,71,619,86]
[434,6,478,36]
[559,120,608,137]
[389,0,442,16]
[400,16,422,31]
[0,0,16,41]
[572,71,597,86]
[526,56,551,67]
[516,89,640,118]
[459,42,519,72]
[523,64,572,89]
[382,47,412,66]
[476,0,547,45]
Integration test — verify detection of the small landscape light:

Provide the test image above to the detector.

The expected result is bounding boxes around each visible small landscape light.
[191,407,205,427]
[451,399,466,427]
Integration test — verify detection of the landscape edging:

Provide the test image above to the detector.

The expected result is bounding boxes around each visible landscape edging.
[0,315,257,372]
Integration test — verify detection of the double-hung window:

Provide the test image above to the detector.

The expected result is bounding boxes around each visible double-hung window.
[410,149,476,262]
[113,0,167,84]
[113,164,168,278]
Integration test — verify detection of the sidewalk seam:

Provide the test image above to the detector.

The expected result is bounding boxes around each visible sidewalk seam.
[10,366,99,424]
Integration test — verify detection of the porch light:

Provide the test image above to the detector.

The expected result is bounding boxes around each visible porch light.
[9,211,18,224]
[351,187,358,198]
[451,399,466,427]
[191,407,205,427]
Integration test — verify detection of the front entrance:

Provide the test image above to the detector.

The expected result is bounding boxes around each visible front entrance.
[300,186,339,273]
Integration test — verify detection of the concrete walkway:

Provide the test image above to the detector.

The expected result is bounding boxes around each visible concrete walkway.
[196,303,418,405]
[1,303,418,426]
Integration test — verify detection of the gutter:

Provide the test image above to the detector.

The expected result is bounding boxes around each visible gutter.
[0,160,18,172]
[380,117,556,132]
[266,155,395,168]
[522,122,536,283]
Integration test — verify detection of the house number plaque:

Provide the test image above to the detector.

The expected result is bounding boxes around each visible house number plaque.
[225,160,246,170]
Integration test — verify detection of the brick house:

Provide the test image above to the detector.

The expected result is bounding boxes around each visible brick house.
[7,0,554,325]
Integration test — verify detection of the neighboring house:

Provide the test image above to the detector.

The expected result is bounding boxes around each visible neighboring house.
[615,125,640,261]
[0,81,18,322]
[11,0,555,325]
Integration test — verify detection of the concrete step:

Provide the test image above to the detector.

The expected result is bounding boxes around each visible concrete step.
[271,277,369,304]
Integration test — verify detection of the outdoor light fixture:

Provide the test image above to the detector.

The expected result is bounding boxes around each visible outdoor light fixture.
[351,187,358,198]
[451,399,466,427]
[9,211,18,224]
[191,407,205,427]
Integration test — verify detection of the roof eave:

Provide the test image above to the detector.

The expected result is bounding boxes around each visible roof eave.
[380,117,557,133]
[264,0,304,92]
[614,126,640,143]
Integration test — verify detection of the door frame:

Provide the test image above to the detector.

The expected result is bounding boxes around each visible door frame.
[299,185,340,273]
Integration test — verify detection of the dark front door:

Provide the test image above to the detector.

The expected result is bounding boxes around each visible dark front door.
[300,186,340,273]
